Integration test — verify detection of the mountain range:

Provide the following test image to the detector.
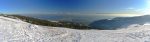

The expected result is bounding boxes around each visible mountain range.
[89,15,150,30]
[0,15,150,42]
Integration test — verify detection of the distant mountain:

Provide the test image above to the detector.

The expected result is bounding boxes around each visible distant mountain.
[89,15,150,30]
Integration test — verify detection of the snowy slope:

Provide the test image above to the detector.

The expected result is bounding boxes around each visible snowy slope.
[0,16,150,42]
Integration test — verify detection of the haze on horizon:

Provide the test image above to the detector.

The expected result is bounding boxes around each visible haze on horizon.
[0,0,149,17]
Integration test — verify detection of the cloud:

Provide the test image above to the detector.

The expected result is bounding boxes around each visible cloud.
[126,7,135,10]
[125,7,150,15]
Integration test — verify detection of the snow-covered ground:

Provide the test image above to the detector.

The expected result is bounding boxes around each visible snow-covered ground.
[0,16,150,42]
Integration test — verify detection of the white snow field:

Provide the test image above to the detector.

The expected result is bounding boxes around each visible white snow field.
[0,16,150,42]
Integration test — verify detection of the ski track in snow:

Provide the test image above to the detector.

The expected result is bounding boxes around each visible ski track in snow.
[0,16,150,42]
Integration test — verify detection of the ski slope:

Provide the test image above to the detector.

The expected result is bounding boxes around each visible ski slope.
[0,16,150,42]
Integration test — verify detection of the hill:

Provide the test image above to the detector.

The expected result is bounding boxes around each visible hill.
[0,14,90,29]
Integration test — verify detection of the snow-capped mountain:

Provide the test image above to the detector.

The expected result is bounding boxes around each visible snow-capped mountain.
[1,16,150,42]
[89,15,150,30]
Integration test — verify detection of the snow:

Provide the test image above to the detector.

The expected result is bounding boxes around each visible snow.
[0,16,150,42]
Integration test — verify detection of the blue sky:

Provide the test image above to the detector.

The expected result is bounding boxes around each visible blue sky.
[0,0,148,14]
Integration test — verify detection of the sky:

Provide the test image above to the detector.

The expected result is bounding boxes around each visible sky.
[0,0,149,15]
